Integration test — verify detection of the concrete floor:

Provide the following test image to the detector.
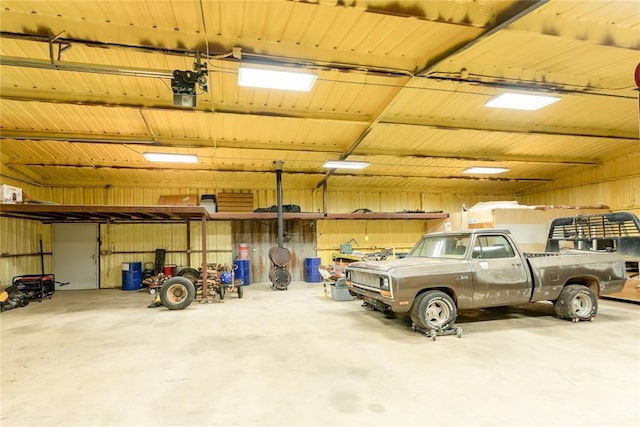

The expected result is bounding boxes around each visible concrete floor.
[1,282,639,427]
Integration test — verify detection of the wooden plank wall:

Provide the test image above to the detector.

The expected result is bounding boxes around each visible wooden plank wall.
[231,219,317,283]
[217,192,254,212]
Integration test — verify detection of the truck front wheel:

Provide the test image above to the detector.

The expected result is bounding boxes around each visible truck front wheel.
[554,284,598,321]
[410,291,457,331]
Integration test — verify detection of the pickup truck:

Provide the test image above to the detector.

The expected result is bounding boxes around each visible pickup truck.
[345,229,626,331]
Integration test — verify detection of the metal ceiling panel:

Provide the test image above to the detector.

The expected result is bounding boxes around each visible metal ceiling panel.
[512,1,640,46]
[200,0,497,72]
[5,164,325,191]
[208,61,408,120]
[357,123,637,162]
[325,173,527,194]
[0,0,505,72]
[382,79,637,138]
[140,109,367,151]
[0,99,151,136]
[1,137,342,188]
[1,0,638,195]
[432,30,638,91]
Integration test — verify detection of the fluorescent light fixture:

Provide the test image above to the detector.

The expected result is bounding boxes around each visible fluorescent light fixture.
[238,67,317,91]
[464,166,509,174]
[323,160,370,170]
[143,152,198,163]
[484,93,560,111]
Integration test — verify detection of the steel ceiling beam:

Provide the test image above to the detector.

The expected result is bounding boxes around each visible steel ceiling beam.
[0,92,372,125]
[2,131,598,166]
[7,161,551,183]
[0,56,174,79]
[0,132,349,154]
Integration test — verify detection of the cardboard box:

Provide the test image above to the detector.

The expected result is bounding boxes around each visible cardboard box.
[158,195,198,206]
[465,202,609,251]
[1,184,22,203]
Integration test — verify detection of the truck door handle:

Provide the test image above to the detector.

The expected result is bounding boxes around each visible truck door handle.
[512,263,521,267]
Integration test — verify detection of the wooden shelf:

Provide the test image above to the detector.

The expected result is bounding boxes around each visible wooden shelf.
[208,212,324,220]
[0,204,208,222]
[324,212,448,220]
[1,204,448,223]
[208,212,448,220]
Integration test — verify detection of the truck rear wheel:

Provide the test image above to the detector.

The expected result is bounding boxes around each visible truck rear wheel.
[410,290,457,331]
[554,284,598,321]
[160,277,195,310]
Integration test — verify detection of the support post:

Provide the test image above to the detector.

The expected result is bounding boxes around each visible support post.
[201,213,208,298]
[323,181,328,215]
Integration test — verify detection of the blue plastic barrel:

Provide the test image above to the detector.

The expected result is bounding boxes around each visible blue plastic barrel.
[122,261,142,291]
[235,259,250,285]
[305,257,322,283]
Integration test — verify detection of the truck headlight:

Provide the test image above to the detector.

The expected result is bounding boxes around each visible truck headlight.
[379,276,392,297]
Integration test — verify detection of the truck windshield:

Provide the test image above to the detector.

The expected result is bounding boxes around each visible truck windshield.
[408,235,471,258]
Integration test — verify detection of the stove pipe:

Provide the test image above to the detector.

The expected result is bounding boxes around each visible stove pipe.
[274,160,284,248]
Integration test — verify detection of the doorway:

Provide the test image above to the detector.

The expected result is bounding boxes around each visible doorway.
[53,223,98,290]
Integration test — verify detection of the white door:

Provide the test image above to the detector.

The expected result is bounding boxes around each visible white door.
[53,224,98,290]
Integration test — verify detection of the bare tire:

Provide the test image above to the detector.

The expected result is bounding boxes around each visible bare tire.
[554,285,598,321]
[237,285,244,299]
[160,277,195,310]
[178,268,200,284]
[218,285,225,300]
[410,290,457,331]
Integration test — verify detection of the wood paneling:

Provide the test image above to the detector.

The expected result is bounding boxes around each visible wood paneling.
[217,192,254,212]
[232,219,317,283]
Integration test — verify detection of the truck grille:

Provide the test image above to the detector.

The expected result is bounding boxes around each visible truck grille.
[346,268,389,292]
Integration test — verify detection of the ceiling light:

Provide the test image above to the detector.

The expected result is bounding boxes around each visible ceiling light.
[143,153,198,163]
[323,161,370,169]
[238,66,317,91]
[484,93,560,111]
[464,166,509,174]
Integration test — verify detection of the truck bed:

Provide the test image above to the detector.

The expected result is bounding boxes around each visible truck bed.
[526,250,626,301]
